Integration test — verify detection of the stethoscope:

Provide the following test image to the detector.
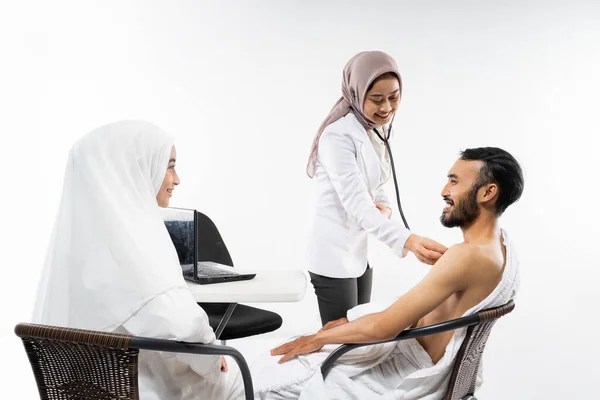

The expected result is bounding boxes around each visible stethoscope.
[372,114,411,230]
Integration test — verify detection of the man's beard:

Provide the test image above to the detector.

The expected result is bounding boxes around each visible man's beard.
[440,187,481,228]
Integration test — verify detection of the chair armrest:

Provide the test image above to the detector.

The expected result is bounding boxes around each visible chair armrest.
[131,336,253,400]
[321,313,480,379]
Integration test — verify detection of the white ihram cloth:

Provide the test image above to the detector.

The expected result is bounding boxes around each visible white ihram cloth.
[32,121,242,400]
[253,229,519,400]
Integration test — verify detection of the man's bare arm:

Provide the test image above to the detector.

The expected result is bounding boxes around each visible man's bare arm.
[272,245,478,363]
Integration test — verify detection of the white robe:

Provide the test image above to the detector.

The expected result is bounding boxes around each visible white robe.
[32,121,243,400]
[253,229,520,400]
[116,287,243,400]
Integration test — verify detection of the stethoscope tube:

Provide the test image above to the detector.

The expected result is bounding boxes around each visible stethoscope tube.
[373,114,411,230]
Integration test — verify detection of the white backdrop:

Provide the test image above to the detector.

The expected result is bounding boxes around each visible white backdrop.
[1,0,599,398]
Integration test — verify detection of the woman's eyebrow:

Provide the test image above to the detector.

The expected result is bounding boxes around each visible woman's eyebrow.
[369,89,400,97]
[169,158,176,163]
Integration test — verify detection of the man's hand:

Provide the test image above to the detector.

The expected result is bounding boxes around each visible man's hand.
[270,334,324,364]
[375,203,392,219]
[318,317,349,333]
[405,234,447,265]
[221,356,228,372]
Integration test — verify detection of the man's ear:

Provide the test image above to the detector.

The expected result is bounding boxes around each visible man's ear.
[480,183,499,206]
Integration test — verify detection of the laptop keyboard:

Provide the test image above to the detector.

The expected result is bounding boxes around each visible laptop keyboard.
[197,262,239,277]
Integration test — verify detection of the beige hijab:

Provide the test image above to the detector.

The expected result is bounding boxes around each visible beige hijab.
[306,51,402,177]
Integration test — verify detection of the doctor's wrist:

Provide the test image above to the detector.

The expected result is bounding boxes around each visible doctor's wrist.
[404,234,421,253]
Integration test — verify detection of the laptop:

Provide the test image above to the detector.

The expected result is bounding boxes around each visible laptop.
[161,207,256,285]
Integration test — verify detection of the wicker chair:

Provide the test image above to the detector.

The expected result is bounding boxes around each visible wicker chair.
[15,323,254,400]
[321,300,515,400]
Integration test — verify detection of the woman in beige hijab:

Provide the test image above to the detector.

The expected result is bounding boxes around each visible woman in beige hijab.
[305,51,447,326]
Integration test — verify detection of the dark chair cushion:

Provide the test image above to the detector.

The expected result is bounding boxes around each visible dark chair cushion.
[199,303,283,341]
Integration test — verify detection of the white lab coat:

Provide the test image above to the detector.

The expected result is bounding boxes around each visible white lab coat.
[306,113,412,278]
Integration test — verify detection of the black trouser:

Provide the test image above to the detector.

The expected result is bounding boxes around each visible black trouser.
[309,265,373,326]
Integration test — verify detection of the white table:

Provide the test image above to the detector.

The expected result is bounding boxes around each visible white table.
[186,269,307,303]
[186,269,307,339]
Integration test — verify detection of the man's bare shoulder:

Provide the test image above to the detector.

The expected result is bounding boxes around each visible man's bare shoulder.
[437,243,482,265]
[436,243,501,285]
[432,243,495,281]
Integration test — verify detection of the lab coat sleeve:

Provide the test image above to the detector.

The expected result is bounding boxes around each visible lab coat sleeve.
[122,287,222,383]
[318,131,411,257]
[374,185,391,209]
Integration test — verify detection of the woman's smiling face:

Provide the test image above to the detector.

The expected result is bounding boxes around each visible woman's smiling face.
[362,72,400,128]
[156,146,180,208]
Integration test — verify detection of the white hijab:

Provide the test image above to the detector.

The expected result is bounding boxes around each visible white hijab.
[33,120,187,331]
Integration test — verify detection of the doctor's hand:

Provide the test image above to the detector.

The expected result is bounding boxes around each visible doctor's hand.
[405,234,447,265]
[375,203,392,219]
[270,334,324,364]
[318,317,349,333]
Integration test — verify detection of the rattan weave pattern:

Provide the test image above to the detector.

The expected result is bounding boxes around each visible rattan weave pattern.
[15,323,139,400]
[444,300,515,400]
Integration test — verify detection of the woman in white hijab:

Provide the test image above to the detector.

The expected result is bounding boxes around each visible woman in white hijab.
[32,120,243,400]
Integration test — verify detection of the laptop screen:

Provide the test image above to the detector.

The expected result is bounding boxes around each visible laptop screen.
[160,207,196,269]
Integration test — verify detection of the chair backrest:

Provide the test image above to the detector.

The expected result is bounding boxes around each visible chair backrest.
[196,211,234,267]
[444,300,515,400]
[15,323,139,400]
[16,322,255,400]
